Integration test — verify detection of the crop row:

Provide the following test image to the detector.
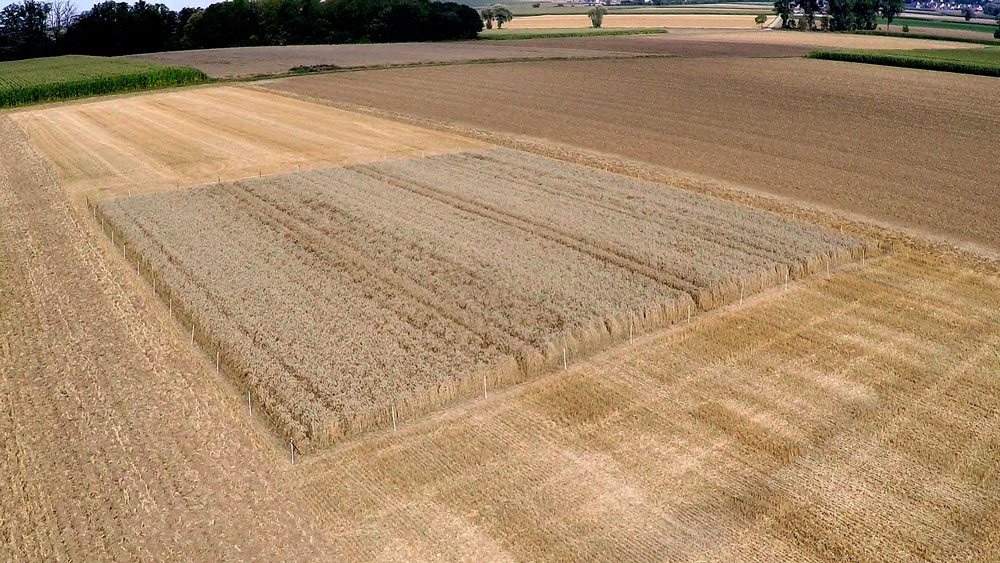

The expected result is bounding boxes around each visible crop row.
[94,149,872,450]
[0,56,207,107]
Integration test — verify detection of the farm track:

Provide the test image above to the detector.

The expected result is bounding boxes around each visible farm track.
[0,117,330,560]
[264,56,1000,252]
[94,148,866,450]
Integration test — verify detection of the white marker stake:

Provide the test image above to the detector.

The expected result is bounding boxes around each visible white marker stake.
[483,375,487,399]
[190,323,194,345]
[687,303,691,324]
[290,441,295,465]
[629,314,634,346]
[785,270,789,291]
[391,406,397,431]
[248,390,252,417]
[123,243,126,259]
[216,350,220,374]
[862,247,866,266]
[739,283,744,306]
[563,348,567,370]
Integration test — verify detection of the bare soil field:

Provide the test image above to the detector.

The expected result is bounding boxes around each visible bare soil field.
[266,57,1000,252]
[94,147,864,449]
[297,249,1000,561]
[506,14,765,28]
[509,34,813,57]
[130,41,642,79]
[684,28,980,49]
[0,117,331,560]
[9,86,482,202]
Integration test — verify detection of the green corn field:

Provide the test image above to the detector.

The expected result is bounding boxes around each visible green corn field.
[0,55,207,108]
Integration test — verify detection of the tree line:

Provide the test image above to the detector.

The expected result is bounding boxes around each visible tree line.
[0,0,483,61]
[772,0,904,31]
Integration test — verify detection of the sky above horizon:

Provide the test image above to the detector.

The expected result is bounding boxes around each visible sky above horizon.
[0,0,211,11]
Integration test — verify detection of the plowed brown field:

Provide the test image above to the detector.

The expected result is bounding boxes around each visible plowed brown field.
[265,57,1000,253]
[131,41,642,79]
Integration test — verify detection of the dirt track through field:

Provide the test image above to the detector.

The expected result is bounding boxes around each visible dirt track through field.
[0,117,330,561]
[266,56,1000,252]
[8,85,483,203]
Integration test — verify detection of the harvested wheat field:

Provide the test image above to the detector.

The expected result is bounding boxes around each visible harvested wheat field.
[266,57,1000,252]
[9,85,483,202]
[0,117,333,560]
[93,147,867,449]
[293,249,1000,561]
[506,14,764,29]
[508,33,814,57]
[130,41,640,79]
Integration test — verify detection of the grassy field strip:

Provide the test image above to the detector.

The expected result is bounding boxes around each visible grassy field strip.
[91,148,869,451]
[0,55,206,108]
[809,47,1000,76]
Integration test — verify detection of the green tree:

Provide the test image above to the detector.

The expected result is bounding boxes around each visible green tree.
[773,0,792,28]
[799,0,820,28]
[962,6,974,21]
[880,0,904,30]
[754,13,767,28]
[491,5,513,29]
[587,5,607,28]
[0,0,53,60]
[828,0,854,31]
[479,7,492,29]
[852,0,878,30]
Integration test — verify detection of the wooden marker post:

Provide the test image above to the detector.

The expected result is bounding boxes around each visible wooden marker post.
[290,441,295,465]
[216,350,220,374]
[391,406,397,431]
[687,303,691,324]
[739,283,744,306]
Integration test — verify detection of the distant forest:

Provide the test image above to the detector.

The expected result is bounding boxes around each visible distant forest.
[0,0,484,60]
